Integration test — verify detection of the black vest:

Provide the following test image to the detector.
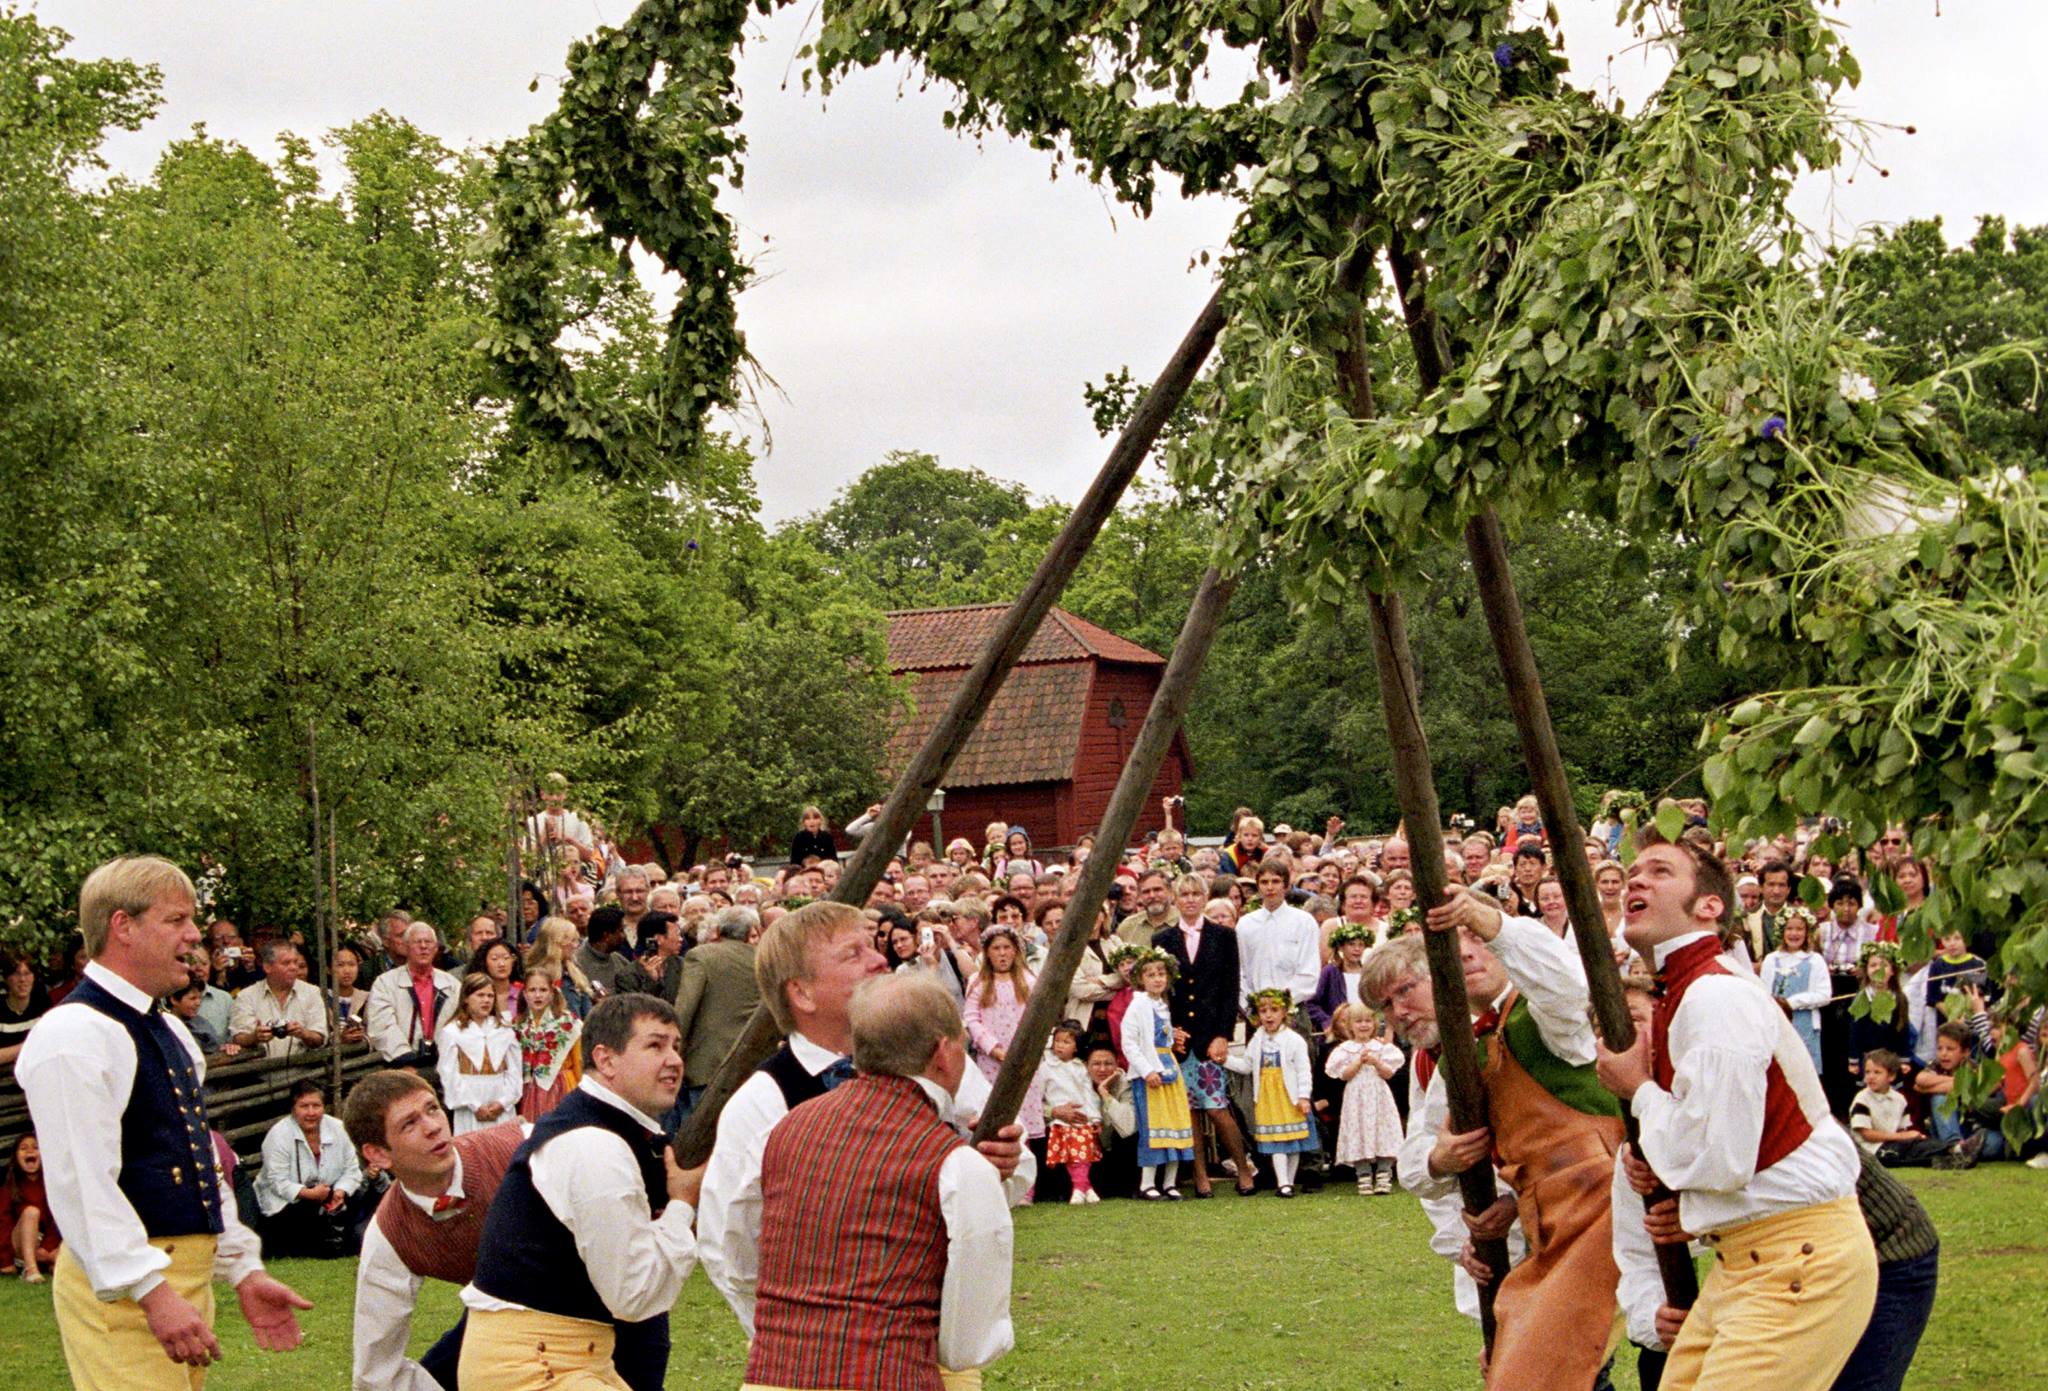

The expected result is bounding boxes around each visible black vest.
[759,1043,831,1112]
[471,1088,669,1323]
[61,976,225,1238]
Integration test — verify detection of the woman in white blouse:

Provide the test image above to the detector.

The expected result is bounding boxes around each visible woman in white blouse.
[437,972,523,1133]
[255,1079,364,1258]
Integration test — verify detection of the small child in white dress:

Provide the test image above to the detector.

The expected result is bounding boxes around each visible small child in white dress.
[1324,1002,1404,1194]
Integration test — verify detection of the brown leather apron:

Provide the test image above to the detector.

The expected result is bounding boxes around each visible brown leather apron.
[1481,999,1626,1391]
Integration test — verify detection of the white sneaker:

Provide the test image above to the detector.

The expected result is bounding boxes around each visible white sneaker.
[1084,1188,1101,1203]
[1069,1190,1088,1204]
[2027,1153,2048,1170]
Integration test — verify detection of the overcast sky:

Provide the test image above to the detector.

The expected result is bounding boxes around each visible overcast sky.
[40,1,2047,524]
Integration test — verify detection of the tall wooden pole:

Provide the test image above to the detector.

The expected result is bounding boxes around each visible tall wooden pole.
[672,284,1233,1165]
[328,807,344,1097]
[1388,238,1697,1309]
[973,565,1237,1142]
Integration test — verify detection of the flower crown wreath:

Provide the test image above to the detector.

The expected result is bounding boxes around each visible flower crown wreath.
[1858,940,1905,971]
[1246,987,1293,1015]
[1105,941,1145,970]
[1130,946,1180,983]
[1327,921,1377,951]
[1386,906,1422,934]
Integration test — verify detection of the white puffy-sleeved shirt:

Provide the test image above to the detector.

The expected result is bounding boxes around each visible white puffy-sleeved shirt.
[1236,902,1322,1004]
[14,960,265,1300]
[1397,1050,1525,1322]
[459,1077,696,1323]
[698,1031,1036,1335]
[1630,931,1862,1237]
[1608,1149,1707,1351]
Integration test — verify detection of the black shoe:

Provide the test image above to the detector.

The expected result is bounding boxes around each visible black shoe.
[1276,1184,1296,1198]
[1162,1186,1184,1201]
[1192,1187,1214,1199]
[1139,1187,1164,1201]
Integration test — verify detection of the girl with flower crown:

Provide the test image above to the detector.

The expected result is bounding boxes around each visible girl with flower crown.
[1118,947,1195,1199]
[1324,1002,1404,1194]
[1760,909,1829,1073]
[1308,921,1380,1034]
[1226,987,1318,1196]
[1848,943,1915,1089]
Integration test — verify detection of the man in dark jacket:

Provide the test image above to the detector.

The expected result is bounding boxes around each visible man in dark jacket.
[1152,873,1253,1195]
[672,907,760,1120]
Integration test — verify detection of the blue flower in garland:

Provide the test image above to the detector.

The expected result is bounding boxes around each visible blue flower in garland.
[686,539,700,552]
[1494,42,1515,69]
[1760,415,1787,442]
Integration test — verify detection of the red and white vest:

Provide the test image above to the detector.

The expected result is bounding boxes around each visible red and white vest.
[371,1122,523,1285]
[1653,935,1813,1174]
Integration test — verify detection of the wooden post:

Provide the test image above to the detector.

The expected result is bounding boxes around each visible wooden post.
[308,724,341,1099]
[672,284,1233,1165]
[1389,236,1697,1309]
[972,565,1237,1142]
[1362,588,1511,1344]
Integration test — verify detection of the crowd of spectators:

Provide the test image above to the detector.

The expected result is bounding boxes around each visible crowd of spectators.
[0,780,2038,1281]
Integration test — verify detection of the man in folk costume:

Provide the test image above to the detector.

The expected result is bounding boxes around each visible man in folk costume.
[1361,933,1528,1326]
[1595,838,1875,1391]
[699,901,1031,1391]
[743,972,1014,1391]
[341,1070,667,1391]
[1410,885,1626,1390]
[16,855,312,1390]
[457,994,705,1391]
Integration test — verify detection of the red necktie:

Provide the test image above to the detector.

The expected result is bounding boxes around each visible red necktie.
[431,1193,467,1219]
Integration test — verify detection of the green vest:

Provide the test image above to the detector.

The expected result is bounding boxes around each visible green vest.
[1497,996,1624,1119]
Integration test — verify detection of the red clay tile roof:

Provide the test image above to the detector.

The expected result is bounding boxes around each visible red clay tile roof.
[886,605,1165,672]
[886,664,1094,788]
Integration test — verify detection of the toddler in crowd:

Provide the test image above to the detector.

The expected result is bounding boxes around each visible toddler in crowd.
[1324,1002,1403,1194]
[1040,1021,1103,1204]
[1228,988,1317,1197]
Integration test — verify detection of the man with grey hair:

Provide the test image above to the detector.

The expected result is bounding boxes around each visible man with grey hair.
[671,907,762,1122]
[745,973,1014,1390]
[365,923,460,1065]
[229,940,328,1059]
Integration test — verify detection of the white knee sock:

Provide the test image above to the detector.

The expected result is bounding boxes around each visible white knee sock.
[1274,1152,1299,1188]
[1141,1164,1158,1191]
[1160,1159,1179,1190]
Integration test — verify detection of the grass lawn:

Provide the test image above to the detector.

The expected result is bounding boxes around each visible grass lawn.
[0,1167,2039,1389]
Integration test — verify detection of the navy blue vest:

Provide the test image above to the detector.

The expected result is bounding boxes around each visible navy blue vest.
[759,1043,831,1112]
[61,976,225,1238]
[471,1087,669,1324]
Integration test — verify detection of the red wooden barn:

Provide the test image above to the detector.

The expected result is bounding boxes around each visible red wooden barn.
[881,605,1193,852]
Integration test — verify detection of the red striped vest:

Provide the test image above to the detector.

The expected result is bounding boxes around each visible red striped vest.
[372,1122,523,1285]
[748,1073,965,1391]
[1653,935,1813,1174]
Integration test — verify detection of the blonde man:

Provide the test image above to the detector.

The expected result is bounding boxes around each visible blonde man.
[699,902,1031,1386]
[19,856,310,1389]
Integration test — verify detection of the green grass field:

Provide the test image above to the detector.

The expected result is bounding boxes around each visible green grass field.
[0,1168,2040,1389]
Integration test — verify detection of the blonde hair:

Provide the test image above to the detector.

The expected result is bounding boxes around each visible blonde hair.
[755,900,868,1034]
[972,926,1034,1008]
[849,973,964,1078]
[79,855,196,957]
[528,916,593,998]
[1329,1001,1365,1043]
[519,966,569,1024]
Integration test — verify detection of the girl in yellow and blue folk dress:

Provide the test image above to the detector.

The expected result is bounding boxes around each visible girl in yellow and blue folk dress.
[1119,947,1195,1200]
[1227,987,1318,1196]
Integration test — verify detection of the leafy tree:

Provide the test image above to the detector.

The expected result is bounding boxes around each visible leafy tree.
[800,451,1035,608]
[1840,217,2048,467]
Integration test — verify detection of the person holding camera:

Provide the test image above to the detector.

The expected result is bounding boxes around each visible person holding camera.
[230,942,328,1060]
[366,923,460,1066]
